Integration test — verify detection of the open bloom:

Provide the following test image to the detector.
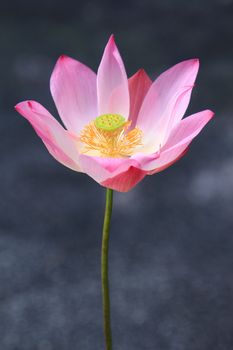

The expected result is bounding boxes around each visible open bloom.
[15,35,214,192]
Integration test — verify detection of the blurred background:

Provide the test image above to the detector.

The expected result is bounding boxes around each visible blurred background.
[0,0,233,349]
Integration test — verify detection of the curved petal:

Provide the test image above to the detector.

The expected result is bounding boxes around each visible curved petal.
[136,59,199,149]
[134,109,214,172]
[78,154,141,184]
[128,69,152,129]
[163,109,214,150]
[101,166,147,192]
[50,55,97,133]
[145,145,190,174]
[97,35,129,117]
[15,100,81,171]
[148,148,189,175]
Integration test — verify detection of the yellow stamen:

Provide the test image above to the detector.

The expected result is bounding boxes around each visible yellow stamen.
[79,114,143,158]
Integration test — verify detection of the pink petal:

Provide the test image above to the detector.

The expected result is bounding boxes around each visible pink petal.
[79,154,146,191]
[163,109,214,150]
[145,145,190,174]
[101,166,147,192]
[79,154,141,185]
[128,69,152,129]
[134,109,214,172]
[136,59,199,149]
[50,55,97,133]
[97,35,129,117]
[148,148,189,175]
[15,100,80,171]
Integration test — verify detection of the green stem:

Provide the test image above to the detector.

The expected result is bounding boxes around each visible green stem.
[101,188,113,350]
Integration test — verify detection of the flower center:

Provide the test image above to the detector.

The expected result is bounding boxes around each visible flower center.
[79,114,143,158]
[94,114,125,131]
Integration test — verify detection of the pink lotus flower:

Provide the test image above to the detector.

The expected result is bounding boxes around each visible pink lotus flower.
[15,35,214,192]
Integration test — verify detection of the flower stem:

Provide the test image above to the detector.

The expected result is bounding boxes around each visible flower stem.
[101,188,113,350]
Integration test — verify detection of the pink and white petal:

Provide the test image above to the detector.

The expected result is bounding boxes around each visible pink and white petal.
[128,69,152,129]
[146,144,190,173]
[131,150,160,169]
[147,148,189,175]
[136,59,199,149]
[15,100,81,171]
[134,140,190,173]
[50,55,97,133]
[153,109,213,172]
[101,166,147,192]
[97,35,129,117]
[79,154,140,185]
[134,109,214,172]
[163,109,214,150]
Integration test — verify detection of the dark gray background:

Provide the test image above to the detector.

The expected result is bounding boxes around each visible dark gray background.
[0,0,233,349]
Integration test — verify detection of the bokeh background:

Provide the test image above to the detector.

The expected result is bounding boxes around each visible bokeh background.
[0,0,233,349]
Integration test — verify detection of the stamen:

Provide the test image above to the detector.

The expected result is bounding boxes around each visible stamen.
[79,114,143,158]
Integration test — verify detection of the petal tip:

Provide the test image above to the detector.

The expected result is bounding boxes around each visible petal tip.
[137,68,146,75]
[14,104,21,112]
[188,58,199,64]
[56,55,71,65]
[15,100,31,112]
[109,33,115,42]
[106,34,117,50]
[181,58,200,69]
[129,68,151,82]
[207,109,215,119]
[59,54,68,61]
[193,58,200,68]
[190,58,200,68]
